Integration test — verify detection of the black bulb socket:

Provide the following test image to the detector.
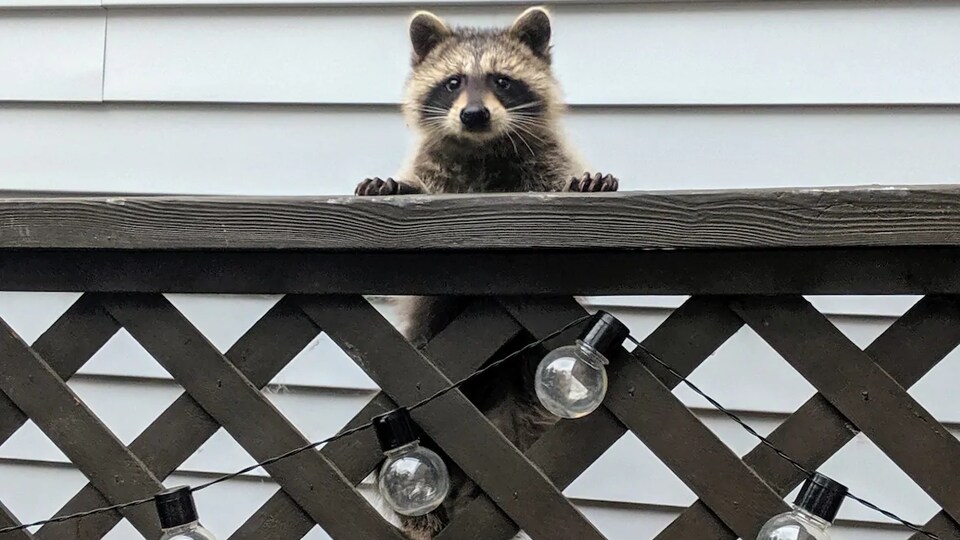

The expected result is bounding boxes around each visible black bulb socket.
[154,485,199,529]
[578,310,630,359]
[794,472,848,523]
[373,407,420,452]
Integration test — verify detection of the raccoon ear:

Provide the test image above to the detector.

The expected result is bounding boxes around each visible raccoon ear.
[409,11,452,65]
[509,6,552,60]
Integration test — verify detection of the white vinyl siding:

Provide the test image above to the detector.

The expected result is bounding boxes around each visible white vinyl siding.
[0,11,104,100]
[0,1,957,538]
[102,4,960,105]
[2,105,960,194]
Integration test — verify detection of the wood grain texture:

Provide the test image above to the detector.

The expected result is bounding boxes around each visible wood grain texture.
[6,248,960,295]
[661,294,960,540]
[100,293,404,540]
[0,317,164,538]
[4,186,960,250]
[732,295,960,526]
[297,295,607,540]
[38,295,321,540]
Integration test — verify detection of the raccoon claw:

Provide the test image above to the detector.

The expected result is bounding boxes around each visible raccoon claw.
[569,172,619,192]
[356,177,401,196]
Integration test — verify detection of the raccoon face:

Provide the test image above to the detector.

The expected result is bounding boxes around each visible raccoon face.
[402,7,561,143]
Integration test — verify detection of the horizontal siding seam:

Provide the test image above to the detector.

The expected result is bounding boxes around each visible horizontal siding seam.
[7,99,960,110]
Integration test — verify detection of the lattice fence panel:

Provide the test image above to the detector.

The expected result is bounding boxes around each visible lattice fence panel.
[0,292,958,540]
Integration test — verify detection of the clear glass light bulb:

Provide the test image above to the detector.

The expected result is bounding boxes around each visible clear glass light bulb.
[160,522,218,540]
[154,486,217,540]
[378,441,450,516]
[757,473,847,540]
[535,339,608,419]
[756,507,832,540]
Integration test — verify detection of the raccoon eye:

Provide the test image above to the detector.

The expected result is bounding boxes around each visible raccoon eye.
[444,77,462,92]
[495,76,512,90]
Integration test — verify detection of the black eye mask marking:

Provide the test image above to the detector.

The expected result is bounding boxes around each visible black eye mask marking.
[421,75,464,118]
[419,72,544,125]
[488,74,542,114]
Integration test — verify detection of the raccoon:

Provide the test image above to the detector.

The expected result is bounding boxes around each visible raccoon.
[355,6,619,539]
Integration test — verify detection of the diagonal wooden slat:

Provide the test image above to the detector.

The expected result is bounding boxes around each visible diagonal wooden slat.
[227,398,397,540]
[654,397,854,540]
[100,293,404,540]
[732,295,960,526]
[436,295,746,540]
[604,345,792,538]
[331,298,525,485]
[230,299,524,540]
[296,294,607,540]
[0,500,33,540]
[435,409,624,540]
[910,513,960,540]
[0,317,164,537]
[36,295,321,540]
[662,294,960,539]
[499,296,744,389]
[0,293,119,444]
[0,294,119,540]
[499,296,792,538]
[228,491,318,540]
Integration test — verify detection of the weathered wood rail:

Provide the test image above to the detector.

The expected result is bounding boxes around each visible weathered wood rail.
[1,185,959,540]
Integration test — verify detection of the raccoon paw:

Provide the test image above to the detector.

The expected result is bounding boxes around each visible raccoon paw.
[568,172,619,192]
[355,177,402,196]
[355,177,424,196]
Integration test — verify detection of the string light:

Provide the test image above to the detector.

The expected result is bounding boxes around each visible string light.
[0,311,941,540]
[155,486,217,540]
[626,334,941,540]
[755,473,847,540]
[0,314,590,536]
[534,310,629,419]
[373,408,450,516]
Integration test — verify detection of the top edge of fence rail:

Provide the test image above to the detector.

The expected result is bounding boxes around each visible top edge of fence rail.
[3,184,960,251]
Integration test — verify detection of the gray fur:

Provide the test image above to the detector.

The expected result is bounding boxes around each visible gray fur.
[355,6,619,538]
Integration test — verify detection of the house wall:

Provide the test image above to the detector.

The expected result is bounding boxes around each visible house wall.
[1,1,958,538]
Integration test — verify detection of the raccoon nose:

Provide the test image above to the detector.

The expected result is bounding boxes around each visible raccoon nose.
[460,106,491,130]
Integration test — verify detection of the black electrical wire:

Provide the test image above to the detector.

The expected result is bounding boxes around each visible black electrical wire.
[0,314,592,535]
[0,313,941,540]
[626,334,941,540]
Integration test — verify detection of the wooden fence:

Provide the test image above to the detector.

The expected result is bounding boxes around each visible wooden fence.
[1,185,960,539]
